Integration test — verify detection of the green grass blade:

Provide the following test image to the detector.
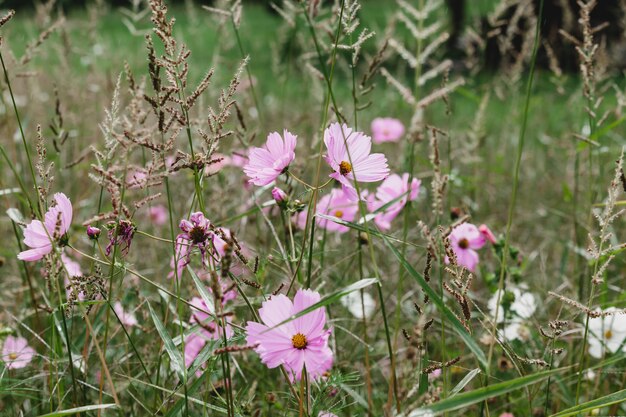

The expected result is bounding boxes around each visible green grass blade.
[148,301,185,380]
[266,278,378,331]
[449,368,481,397]
[188,266,216,315]
[550,388,626,417]
[402,367,570,416]
[37,404,118,416]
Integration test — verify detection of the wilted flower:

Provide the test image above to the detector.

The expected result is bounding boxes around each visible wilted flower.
[246,289,333,381]
[113,302,138,328]
[587,308,626,359]
[149,205,168,226]
[2,336,35,370]
[171,212,212,278]
[447,223,486,272]
[86,225,101,240]
[105,220,136,257]
[367,173,421,230]
[244,130,297,186]
[371,117,405,143]
[18,193,73,262]
[318,412,338,417]
[324,123,389,201]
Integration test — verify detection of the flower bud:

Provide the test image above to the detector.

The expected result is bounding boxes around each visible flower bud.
[478,224,497,244]
[271,187,288,209]
[86,225,101,240]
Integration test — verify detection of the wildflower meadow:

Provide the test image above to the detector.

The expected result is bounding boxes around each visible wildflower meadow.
[1,0,625,416]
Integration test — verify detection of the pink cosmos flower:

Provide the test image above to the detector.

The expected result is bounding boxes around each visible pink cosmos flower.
[318,413,338,417]
[316,188,359,233]
[447,223,486,272]
[18,193,72,262]
[62,253,86,301]
[2,336,35,369]
[113,302,138,327]
[185,288,237,373]
[149,205,168,226]
[479,224,497,244]
[189,296,234,341]
[324,123,389,201]
[184,333,206,370]
[371,117,405,143]
[367,173,421,230]
[244,130,297,186]
[246,289,333,381]
[499,413,515,417]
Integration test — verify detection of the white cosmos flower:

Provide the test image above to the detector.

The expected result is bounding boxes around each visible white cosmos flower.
[341,291,376,319]
[587,308,626,359]
[488,286,537,341]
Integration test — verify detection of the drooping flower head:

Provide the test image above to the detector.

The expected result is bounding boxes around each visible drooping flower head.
[105,219,136,257]
[371,117,405,143]
[315,188,359,233]
[587,308,626,359]
[324,123,389,201]
[244,130,297,186]
[246,289,333,381]
[447,223,486,272]
[367,173,421,230]
[2,336,35,370]
[113,302,138,328]
[18,192,73,262]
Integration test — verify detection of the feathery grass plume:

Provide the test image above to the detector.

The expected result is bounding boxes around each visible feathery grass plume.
[428,127,448,218]
[35,125,54,204]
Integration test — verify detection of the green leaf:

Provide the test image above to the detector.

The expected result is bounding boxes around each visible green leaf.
[550,388,626,417]
[148,301,185,380]
[449,368,481,397]
[188,266,216,316]
[37,404,118,416]
[266,278,378,331]
[381,236,489,369]
[401,367,570,416]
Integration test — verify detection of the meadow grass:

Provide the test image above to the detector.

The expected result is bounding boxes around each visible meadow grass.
[1,1,625,416]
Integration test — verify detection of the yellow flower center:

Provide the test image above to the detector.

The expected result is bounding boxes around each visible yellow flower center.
[8,353,17,360]
[605,330,613,340]
[458,238,469,249]
[291,333,307,350]
[339,161,352,176]
[334,210,344,218]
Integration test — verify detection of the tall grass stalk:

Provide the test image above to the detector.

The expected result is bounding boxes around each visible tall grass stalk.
[484,0,545,407]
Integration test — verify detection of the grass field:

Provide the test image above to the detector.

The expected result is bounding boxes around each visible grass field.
[1,1,625,416]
